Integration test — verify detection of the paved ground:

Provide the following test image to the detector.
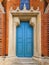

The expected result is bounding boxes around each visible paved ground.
[0,57,49,65]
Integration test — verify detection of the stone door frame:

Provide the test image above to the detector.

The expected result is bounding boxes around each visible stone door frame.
[8,7,41,58]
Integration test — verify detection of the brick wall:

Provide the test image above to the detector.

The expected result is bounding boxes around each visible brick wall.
[1,0,49,56]
[41,14,48,56]
[0,10,5,56]
[47,11,49,56]
[0,0,3,2]
[46,0,49,3]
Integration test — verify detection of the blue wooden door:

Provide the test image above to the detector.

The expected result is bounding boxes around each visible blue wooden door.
[16,21,34,57]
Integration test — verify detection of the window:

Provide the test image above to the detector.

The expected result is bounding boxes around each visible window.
[20,0,30,10]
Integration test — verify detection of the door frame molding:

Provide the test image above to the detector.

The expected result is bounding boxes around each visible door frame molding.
[8,7,41,58]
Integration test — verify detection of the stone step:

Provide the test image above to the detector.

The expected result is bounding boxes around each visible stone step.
[13,58,37,63]
[4,57,39,65]
[12,58,38,65]
[12,63,38,65]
